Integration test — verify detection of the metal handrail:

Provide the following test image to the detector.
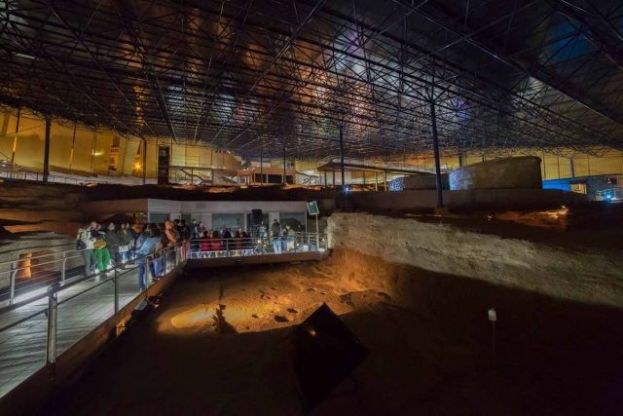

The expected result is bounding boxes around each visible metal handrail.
[0,246,82,268]
[0,238,140,307]
[0,233,328,400]
[0,241,184,337]
[188,232,327,257]
[0,243,183,397]
[1,232,327,307]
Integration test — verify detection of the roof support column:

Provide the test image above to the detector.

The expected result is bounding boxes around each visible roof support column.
[457,145,464,167]
[339,125,345,190]
[11,108,21,175]
[43,116,51,183]
[260,139,264,184]
[69,121,77,174]
[430,101,443,208]
[142,139,147,185]
[282,141,287,184]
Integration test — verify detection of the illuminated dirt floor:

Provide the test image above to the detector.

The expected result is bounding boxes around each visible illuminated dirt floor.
[44,251,623,415]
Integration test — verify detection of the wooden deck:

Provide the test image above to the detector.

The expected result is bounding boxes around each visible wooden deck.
[0,267,144,398]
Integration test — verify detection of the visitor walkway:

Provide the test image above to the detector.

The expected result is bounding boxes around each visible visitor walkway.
[0,233,327,401]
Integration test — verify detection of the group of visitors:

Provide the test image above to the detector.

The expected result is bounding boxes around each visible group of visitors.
[197,229,253,257]
[270,219,297,254]
[192,220,300,257]
[195,220,304,256]
[76,217,304,287]
[134,221,183,290]
[76,221,135,276]
[76,219,188,291]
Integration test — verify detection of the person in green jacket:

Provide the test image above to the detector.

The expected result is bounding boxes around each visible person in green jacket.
[93,223,111,273]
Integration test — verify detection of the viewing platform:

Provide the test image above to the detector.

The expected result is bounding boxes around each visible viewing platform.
[0,233,327,407]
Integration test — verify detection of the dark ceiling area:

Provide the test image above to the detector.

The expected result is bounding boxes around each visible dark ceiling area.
[1,0,623,159]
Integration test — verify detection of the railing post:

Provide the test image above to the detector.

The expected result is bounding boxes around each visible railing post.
[9,261,17,304]
[113,266,119,313]
[46,284,58,365]
[226,239,230,257]
[61,252,67,284]
[144,255,150,288]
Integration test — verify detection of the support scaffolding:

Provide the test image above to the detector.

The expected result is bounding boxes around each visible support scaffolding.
[0,0,622,162]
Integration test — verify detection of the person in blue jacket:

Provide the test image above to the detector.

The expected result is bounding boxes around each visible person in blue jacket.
[134,224,161,291]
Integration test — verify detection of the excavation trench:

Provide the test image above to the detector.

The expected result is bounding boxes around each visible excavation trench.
[43,247,623,415]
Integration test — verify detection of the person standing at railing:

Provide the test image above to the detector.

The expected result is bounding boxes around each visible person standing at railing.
[93,224,112,276]
[134,224,159,291]
[190,220,200,253]
[241,230,253,255]
[209,230,223,257]
[76,222,97,276]
[105,223,121,266]
[191,219,200,239]
[232,230,242,256]
[222,228,232,254]
[117,223,132,264]
[271,219,282,254]
[128,223,142,260]
[179,219,191,260]
[286,225,296,252]
[164,221,180,247]
[152,226,166,277]
[281,228,289,253]
[163,221,179,271]
[199,231,211,257]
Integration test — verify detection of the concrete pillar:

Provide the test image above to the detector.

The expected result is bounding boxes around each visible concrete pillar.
[43,116,51,182]
[199,213,212,230]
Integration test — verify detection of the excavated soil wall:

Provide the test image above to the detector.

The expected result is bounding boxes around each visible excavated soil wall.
[327,213,623,308]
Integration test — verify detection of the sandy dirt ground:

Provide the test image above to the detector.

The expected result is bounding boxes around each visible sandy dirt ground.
[43,250,623,415]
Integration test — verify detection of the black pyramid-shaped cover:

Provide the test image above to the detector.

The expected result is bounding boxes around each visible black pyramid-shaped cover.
[292,303,368,410]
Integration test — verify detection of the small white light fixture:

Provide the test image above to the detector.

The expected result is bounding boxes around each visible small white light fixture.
[487,308,497,322]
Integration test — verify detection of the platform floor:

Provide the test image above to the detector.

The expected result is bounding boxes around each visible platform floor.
[0,267,144,398]
[0,251,326,401]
